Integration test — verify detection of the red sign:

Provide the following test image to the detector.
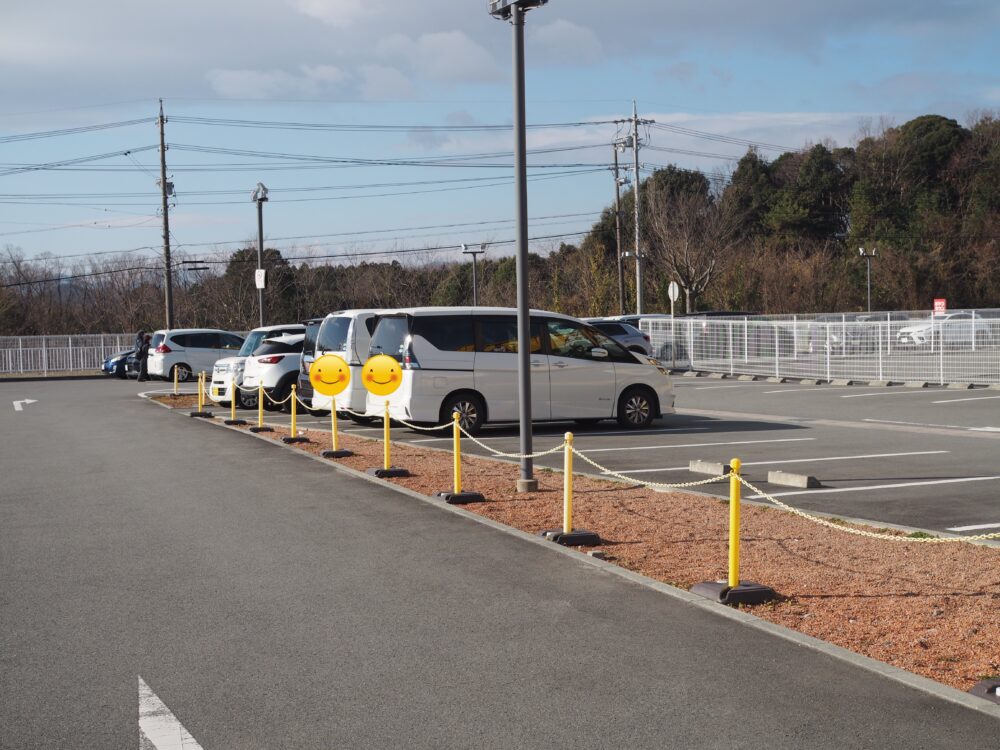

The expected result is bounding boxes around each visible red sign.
[933,298,947,314]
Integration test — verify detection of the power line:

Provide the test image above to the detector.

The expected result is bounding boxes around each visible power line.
[0,118,157,144]
[169,115,618,132]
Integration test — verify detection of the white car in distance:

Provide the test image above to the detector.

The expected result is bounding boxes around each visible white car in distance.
[147,328,245,382]
[241,334,305,412]
[209,323,305,408]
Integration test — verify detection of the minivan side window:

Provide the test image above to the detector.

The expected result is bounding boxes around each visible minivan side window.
[189,332,220,349]
[477,316,543,353]
[369,316,410,361]
[220,333,244,350]
[170,333,191,348]
[546,319,633,362]
[412,315,474,352]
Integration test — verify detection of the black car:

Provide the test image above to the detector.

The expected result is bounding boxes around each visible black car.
[101,349,134,379]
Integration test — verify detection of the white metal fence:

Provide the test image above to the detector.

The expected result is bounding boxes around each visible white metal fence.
[640,310,1000,385]
[0,334,132,375]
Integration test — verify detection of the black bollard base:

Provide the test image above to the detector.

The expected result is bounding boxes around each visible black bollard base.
[540,528,601,547]
[321,449,354,459]
[437,491,486,505]
[690,580,779,606]
[969,679,1000,705]
[281,436,310,444]
[248,426,273,433]
[189,411,214,418]
[224,419,247,426]
[367,467,410,478]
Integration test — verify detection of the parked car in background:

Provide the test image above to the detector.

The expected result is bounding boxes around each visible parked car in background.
[365,307,674,434]
[584,318,652,355]
[242,334,305,412]
[209,323,305,408]
[311,310,380,423]
[296,317,327,413]
[100,349,134,379]
[146,328,245,382]
[896,311,996,348]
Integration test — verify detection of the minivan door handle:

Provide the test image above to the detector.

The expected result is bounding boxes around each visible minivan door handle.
[530,360,543,366]
[552,361,568,368]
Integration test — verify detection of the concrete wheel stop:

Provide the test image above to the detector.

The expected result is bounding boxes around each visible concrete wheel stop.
[188,410,214,419]
[321,449,353,459]
[969,678,1000,704]
[691,580,779,606]
[437,490,487,504]
[248,425,273,433]
[540,529,601,547]
[367,467,410,478]
[281,435,310,444]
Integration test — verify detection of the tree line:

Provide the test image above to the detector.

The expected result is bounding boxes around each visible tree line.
[2,112,997,336]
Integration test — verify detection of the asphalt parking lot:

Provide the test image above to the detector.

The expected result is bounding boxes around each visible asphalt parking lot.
[249,377,1000,536]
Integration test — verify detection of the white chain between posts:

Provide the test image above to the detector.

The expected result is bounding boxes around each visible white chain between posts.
[570,447,730,490]
[736,474,1000,543]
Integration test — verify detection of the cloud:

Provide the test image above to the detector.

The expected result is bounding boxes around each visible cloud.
[658,61,699,85]
[377,31,501,84]
[290,0,381,28]
[205,65,348,99]
[529,20,604,65]
[358,65,415,101]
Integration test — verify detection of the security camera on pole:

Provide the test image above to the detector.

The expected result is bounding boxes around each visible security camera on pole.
[252,183,269,328]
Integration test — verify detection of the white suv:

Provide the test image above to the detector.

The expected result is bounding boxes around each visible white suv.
[241,334,305,412]
[209,323,305,408]
[310,310,381,423]
[147,328,244,382]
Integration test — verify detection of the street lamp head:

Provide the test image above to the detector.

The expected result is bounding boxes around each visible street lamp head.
[489,0,547,19]
[252,182,269,203]
[461,243,468,252]
[859,247,864,257]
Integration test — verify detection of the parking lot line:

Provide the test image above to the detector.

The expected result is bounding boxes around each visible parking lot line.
[408,426,712,444]
[931,395,1000,404]
[840,391,938,399]
[862,417,995,431]
[746,475,1000,500]
[691,384,752,390]
[606,450,951,475]
[762,387,832,394]
[583,437,815,454]
[945,522,1000,532]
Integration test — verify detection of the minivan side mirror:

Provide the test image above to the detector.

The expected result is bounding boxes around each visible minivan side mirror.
[590,347,609,359]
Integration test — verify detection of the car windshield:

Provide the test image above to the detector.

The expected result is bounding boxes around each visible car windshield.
[317,317,351,353]
[238,331,269,357]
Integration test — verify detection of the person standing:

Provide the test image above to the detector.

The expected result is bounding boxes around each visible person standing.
[136,333,151,381]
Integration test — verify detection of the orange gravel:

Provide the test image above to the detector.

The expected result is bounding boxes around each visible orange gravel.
[152,396,1000,692]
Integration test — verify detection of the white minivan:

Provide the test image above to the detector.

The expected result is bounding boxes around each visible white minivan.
[364,307,674,434]
[147,328,245,382]
[310,309,381,423]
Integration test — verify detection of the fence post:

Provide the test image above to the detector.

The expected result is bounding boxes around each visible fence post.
[793,315,798,360]
[42,336,47,377]
[728,322,734,376]
[68,336,74,372]
[18,338,23,374]
[878,323,884,381]
[743,318,748,364]
[773,323,780,379]
[825,324,831,381]
[687,318,695,371]
[939,319,945,385]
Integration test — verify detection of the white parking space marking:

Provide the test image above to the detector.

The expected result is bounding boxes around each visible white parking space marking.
[692,385,750,390]
[946,522,1000,532]
[762,388,832,394]
[138,676,203,750]
[840,390,938,399]
[583,437,815,454]
[746,475,1000,500]
[864,418,977,430]
[931,395,1000,404]
[604,450,950,475]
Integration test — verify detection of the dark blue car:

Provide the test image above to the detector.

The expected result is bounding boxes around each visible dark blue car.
[101,349,134,379]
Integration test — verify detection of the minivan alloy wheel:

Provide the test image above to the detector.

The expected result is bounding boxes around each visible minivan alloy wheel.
[617,388,655,428]
[442,393,486,435]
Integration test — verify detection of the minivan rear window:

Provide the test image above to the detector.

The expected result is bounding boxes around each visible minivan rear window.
[412,315,474,352]
[369,316,409,361]
[302,321,322,357]
[253,340,303,356]
[150,333,165,348]
[317,317,351,352]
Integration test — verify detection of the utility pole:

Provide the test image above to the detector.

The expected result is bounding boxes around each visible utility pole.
[462,243,486,306]
[859,247,876,313]
[612,143,626,316]
[157,99,174,329]
[253,183,269,327]
[631,100,644,315]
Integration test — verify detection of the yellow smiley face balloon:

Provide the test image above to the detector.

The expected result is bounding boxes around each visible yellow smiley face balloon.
[361,354,402,396]
[309,354,351,397]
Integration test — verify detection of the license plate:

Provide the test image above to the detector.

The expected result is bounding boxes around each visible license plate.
[212,387,220,397]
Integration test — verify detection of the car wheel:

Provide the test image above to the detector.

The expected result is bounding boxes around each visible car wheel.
[115,363,127,379]
[617,387,657,429]
[171,364,192,383]
[441,392,486,436]
[237,387,258,410]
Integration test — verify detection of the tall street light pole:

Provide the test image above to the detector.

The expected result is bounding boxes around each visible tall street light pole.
[157,99,174,329]
[490,0,546,492]
[859,247,876,313]
[612,142,627,316]
[462,243,486,306]
[252,183,269,328]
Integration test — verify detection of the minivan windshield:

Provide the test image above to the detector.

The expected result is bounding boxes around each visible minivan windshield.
[369,316,409,361]
[317,317,351,353]
[238,331,269,357]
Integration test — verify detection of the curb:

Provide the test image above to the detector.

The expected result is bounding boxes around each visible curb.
[143,393,1000,719]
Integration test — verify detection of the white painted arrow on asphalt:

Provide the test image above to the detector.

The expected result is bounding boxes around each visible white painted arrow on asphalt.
[138,676,203,750]
[12,399,37,412]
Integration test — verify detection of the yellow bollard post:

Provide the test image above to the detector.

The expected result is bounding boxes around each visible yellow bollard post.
[249,382,272,432]
[190,371,212,418]
[728,458,742,590]
[435,411,484,503]
[540,432,597,545]
[563,431,574,534]
[224,380,246,425]
[230,393,237,421]
[453,411,462,495]
[173,365,179,396]
[282,384,308,443]
[321,407,353,458]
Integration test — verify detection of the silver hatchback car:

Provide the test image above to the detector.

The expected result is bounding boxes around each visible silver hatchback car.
[585,319,652,356]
